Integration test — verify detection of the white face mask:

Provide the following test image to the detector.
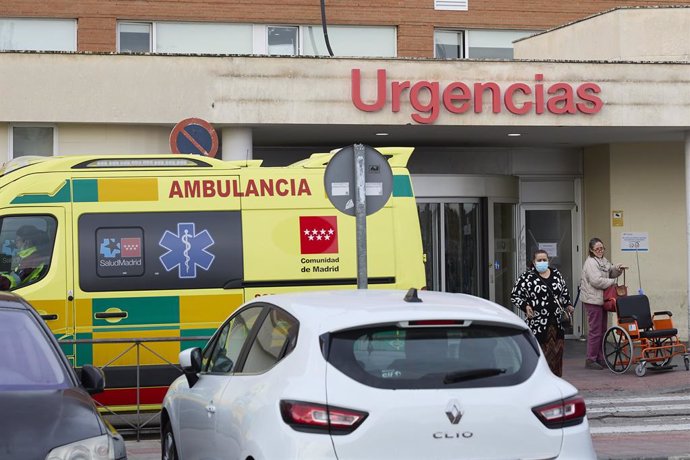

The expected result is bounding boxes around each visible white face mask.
[534,261,549,273]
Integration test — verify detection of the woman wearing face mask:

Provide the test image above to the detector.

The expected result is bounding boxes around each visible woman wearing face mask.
[581,237,626,370]
[511,249,574,377]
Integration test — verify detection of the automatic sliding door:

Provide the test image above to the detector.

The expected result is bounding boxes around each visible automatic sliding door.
[418,203,441,291]
[444,203,481,295]
[417,200,483,295]
[523,207,575,335]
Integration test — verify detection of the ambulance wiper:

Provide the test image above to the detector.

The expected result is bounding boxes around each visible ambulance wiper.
[443,368,506,384]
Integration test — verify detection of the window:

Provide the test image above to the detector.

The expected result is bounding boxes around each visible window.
[10,125,55,159]
[0,18,76,51]
[118,22,152,53]
[204,306,263,373]
[467,29,540,59]
[267,26,298,56]
[302,26,396,57]
[118,21,253,54]
[434,30,465,59]
[116,20,395,57]
[78,211,243,292]
[243,307,298,373]
[328,324,538,389]
[156,22,252,54]
[0,310,70,389]
[0,215,57,290]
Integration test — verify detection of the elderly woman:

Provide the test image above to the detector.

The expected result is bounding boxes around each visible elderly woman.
[581,237,626,370]
[511,249,574,377]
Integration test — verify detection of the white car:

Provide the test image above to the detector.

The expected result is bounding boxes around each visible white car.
[161,289,596,460]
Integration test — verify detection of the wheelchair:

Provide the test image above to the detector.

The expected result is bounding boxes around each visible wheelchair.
[602,294,690,376]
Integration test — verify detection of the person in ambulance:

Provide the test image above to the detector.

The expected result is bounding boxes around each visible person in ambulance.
[0,225,50,290]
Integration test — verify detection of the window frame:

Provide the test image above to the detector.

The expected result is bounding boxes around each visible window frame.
[0,18,77,52]
[0,214,58,290]
[9,123,57,160]
[117,21,154,53]
[434,29,467,59]
[241,305,299,374]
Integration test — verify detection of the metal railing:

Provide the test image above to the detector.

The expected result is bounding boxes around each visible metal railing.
[61,336,210,440]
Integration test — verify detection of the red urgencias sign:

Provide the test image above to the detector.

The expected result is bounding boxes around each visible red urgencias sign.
[351,69,603,124]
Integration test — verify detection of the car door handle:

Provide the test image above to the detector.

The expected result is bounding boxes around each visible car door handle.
[38,310,58,321]
[95,311,127,319]
[206,403,216,414]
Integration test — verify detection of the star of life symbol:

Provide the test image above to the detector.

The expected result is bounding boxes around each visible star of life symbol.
[100,238,121,258]
[159,223,215,278]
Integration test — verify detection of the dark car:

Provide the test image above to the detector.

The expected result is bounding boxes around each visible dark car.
[0,291,127,460]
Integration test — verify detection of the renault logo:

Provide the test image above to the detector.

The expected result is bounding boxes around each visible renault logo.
[445,399,463,424]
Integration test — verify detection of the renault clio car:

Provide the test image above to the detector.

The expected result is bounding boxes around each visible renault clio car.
[161,289,596,460]
[0,291,127,460]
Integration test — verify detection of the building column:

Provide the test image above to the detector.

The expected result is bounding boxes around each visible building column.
[686,131,690,341]
[221,127,253,161]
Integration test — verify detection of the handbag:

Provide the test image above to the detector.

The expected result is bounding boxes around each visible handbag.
[603,284,618,312]
[541,279,572,325]
[615,272,628,297]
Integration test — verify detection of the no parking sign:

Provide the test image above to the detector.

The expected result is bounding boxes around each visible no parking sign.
[169,118,219,157]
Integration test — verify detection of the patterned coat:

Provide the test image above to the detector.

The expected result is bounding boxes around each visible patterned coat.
[510,266,572,341]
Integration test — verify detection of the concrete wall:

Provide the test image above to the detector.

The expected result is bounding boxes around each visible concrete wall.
[1,54,690,130]
[609,142,688,339]
[515,7,690,61]
[583,145,611,253]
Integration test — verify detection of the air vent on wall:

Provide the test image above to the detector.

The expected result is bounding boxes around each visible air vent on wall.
[435,0,468,11]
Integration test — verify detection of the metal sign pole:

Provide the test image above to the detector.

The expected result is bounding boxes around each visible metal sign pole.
[354,143,368,289]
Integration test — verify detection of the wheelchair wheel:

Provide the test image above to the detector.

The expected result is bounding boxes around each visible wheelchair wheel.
[603,326,633,374]
[648,337,674,367]
[635,362,647,377]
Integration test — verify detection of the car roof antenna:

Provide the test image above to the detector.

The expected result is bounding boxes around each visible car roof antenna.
[404,288,422,303]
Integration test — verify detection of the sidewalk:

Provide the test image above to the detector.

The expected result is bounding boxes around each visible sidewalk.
[562,339,690,396]
[562,339,690,460]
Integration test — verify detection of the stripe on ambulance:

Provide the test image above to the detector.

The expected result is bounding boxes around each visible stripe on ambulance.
[72,178,159,202]
[11,175,411,202]
[392,175,413,197]
[92,296,179,330]
[11,180,71,204]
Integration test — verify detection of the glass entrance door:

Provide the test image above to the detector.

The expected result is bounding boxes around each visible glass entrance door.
[490,202,517,308]
[521,205,579,336]
[417,200,484,296]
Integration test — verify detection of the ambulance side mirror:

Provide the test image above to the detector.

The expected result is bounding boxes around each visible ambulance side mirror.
[180,347,202,388]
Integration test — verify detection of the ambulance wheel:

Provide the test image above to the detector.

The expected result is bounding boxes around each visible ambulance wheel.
[635,362,646,377]
[603,326,633,374]
[649,337,673,367]
[162,422,179,460]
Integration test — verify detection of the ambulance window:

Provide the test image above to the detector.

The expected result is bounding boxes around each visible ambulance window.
[0,215,57,290]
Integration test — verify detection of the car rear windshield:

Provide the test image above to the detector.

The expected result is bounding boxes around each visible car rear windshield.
[0,310,70,390]
[327,323,539,389]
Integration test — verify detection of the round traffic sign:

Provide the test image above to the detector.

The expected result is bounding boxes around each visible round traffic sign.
[169,118,219,157]
[324,144,393,216]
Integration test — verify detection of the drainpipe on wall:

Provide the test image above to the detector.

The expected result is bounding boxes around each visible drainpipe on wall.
[685,132,690,342]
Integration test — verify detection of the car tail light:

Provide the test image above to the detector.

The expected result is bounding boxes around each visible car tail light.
[532,395,587,429]
[280,400,368,435]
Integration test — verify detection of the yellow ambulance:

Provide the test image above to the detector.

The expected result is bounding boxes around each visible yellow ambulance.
[0,148,425,407]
